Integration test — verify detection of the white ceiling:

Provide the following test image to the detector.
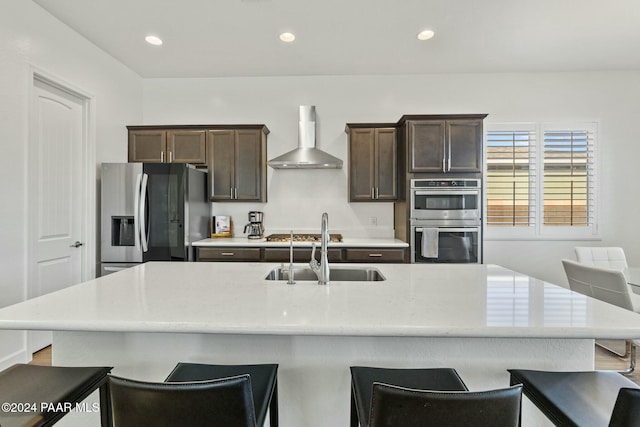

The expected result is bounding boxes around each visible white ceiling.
[33,0,640,78]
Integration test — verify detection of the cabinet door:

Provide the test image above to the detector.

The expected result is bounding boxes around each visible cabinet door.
[234,129,263,201]
[128,130,166,162]
[167,130,206,164]
[349,128,376,201]
[375,128,397,200]
[408,120,446,172]
[447,119,483,173]
[207,130,235,201]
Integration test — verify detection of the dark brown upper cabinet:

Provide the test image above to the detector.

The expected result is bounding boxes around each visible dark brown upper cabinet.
[128,127,207,165]
[398,115,487,174]
[128,129,166,163]
[346,124,397,202]
[207,126,268,202]
[167,130,207,164]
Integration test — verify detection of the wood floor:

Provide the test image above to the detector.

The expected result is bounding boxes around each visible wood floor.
[30,345,52,366]
[29,343,640,385]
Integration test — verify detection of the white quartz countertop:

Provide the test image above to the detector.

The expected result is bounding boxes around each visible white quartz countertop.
[1,262,640,339]
[192,237,408,248]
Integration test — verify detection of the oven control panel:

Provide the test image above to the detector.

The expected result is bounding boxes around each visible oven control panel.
[411,179,480,189]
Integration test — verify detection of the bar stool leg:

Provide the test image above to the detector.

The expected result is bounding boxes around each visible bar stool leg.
[269,380,279,427]
[350,388,359,427]
[100,381,113,427]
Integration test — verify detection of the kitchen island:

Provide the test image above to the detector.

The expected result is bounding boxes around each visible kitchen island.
[1,262,640,426]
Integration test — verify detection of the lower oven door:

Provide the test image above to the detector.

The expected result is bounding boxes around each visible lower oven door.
[412,226,481,263]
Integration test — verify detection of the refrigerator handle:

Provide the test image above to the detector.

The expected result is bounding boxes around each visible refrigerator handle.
[139,173,149,252]
[134,173,142,250]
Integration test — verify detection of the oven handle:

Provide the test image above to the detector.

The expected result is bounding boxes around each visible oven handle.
[413,190,480,196]
[415,227,480,233]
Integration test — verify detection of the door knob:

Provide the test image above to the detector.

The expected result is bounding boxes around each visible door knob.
[70,241,84,248]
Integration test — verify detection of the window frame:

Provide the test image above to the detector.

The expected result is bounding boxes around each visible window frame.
[484,121,600,241]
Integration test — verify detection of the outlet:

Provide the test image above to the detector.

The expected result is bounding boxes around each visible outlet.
[369,216,378,226]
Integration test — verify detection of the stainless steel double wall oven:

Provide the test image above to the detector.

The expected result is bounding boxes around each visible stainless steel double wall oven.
[410,178,482,263]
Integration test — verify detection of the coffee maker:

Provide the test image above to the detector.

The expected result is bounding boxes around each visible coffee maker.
[244,211,264,239]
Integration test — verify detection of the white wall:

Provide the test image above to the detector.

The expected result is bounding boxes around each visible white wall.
[144,71,640,286]
[0,0,142,368]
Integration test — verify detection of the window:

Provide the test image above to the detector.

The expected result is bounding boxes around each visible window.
[485,123,597,239]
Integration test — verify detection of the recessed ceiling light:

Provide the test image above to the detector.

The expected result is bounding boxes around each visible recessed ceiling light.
[279,32,296,43]
[417,30,435,41]
[145,35,163,46]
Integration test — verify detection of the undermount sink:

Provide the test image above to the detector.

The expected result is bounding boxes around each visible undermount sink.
[265,266,386,282]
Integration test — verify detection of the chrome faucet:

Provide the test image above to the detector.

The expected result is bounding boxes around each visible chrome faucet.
[310,212,330,285]
[287,230,295,285]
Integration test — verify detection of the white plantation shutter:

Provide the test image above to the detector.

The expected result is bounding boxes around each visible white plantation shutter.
[485,122,598,239]
[486,129,536,226]
[542,128,595,228]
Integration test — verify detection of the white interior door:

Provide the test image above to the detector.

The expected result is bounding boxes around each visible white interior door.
[28,76,86,353]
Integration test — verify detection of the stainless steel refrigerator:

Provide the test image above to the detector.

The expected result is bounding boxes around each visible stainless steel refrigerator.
[100,163,210,276]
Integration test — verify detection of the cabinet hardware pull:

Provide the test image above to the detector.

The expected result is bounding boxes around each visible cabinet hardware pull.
[369,253,383,257]
[169,151,173,163]
[371,188,374,199]
[221,252,235,256]
[161,151,164,162]
[375,188,379,199]
[235,188,238,199]
[442,155,446,173]
[230,188,234,198]
[448,135,452,171]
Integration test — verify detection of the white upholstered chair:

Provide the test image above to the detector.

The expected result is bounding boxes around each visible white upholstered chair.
[574,246,640,313]
[574,247,629,277]
[562,259,638,374]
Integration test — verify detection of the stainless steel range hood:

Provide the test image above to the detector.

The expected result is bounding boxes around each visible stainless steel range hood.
[268,106,343,169]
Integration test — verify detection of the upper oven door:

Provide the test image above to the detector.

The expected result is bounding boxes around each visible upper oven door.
[411,189,480,220]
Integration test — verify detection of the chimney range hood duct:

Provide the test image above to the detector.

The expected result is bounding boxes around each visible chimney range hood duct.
[268,106,343,169]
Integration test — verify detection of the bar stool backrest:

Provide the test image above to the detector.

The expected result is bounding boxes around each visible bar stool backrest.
[609,388,640,427]
[369,382,522,427]
[107,374,257,427]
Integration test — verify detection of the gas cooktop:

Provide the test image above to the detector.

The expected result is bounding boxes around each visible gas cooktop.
[265,233,343,243]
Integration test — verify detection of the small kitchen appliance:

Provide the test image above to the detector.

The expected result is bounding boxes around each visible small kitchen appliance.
[244,211,264,239]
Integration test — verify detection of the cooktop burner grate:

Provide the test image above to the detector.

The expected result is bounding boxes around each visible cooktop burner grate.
[265,233,343,242]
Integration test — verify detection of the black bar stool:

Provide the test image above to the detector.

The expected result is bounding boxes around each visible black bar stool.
[351,366,521,427]
[368,381,522,427]
[106,373,257,427]
[165,362,279,427]
[0,363,112,427]
[509,369,640,427]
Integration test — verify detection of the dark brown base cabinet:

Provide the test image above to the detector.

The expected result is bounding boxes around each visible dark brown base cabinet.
[344,249,405,263]
[196,247,406,263]
[345,124,397,202]
[196,248,262,262]
[263,248,344,263]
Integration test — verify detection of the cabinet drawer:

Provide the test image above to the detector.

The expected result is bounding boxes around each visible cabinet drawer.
[263,248,343,263]
[344,248,405,263]
[197,247,261,262]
